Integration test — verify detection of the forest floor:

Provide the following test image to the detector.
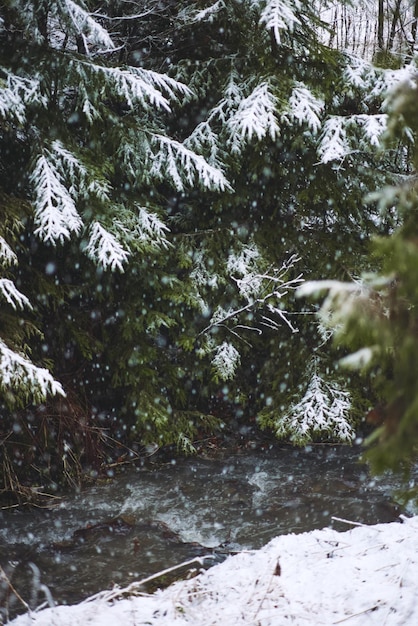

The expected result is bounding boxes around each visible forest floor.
[9,514,418,626]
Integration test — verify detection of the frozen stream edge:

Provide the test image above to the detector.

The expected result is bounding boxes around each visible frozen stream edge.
[10,515,418,626]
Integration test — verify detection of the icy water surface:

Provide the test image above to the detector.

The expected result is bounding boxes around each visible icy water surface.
[0,444,410,618]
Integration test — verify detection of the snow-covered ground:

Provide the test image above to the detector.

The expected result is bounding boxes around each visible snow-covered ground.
[10,515,418,626]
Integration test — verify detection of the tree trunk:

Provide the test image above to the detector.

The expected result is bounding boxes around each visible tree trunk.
[377,0,384,50]
[411,0,418,50]
[387,0,402,52]
[36,0,50,45]
[328,8,337,48]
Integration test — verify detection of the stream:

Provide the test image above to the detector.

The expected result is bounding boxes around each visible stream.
[0,443,414,620]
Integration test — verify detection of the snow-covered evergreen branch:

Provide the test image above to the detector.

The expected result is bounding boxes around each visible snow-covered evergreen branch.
[318,116,349,163]
[0,237,17,266]
[115,206,170,252]
[211,341,241,380]
[228,82,280,144]
[30,153,83,244]
[0,279,32,310]
[284,83,324,134]
[0,340,65,404]
[184,121,221,166]
[318,112,389,163]
[188,0,226,22]
[343,56,375,90]
[0,72,44,124]
[254,0,301,44]
[50,140,111,202]
[150,135,231,191]
[135,207,170,249]
[353,114,388,147]
[58,0,115,52]
[85,222,130,271]
[370,66,416,101]
[276,366,353,444]
[87,64,191,112]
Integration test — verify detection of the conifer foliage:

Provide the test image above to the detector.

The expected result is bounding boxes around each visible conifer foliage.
[303,72,418,483]
[0,0,230,491]
[165,0,407,445]
[0,5,223,385]
[0,0,413,494]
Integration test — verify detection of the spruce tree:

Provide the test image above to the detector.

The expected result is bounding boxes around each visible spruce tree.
[303,72,418,488]
[145,0,410,445]
[0,0,413,495]
[0,0,229,492]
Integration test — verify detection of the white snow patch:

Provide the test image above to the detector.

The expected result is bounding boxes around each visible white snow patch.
[10,517,418,625]
[340,347,375,369]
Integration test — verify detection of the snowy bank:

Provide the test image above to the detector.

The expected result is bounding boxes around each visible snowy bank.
[11,516,418,626]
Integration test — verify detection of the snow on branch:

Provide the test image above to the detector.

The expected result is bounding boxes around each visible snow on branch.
[201,252,303,338]
[277,366,353,444]
[284,83,324,134]
[0,72,44,125]
[115,206,170,251]
[297,277,384,369]
[343,56,375,90]
[228,82,280,143]
[59,0,115,51]
[223,70,244,111]
[184,121,221,165]
[227,242,260,281]
[0,339,65,403]
[0,74,26,124]
[98,67,169,111]
[199,70,243,154]
[135,68,192,101]
[150,135,231,191]
[317,116,349,163]
[88,65,191,113]
[50,140,87,182]
[190,249,220,290]
[86,222,130,271]
[188,0,226,23]
[136,207,170,248]
[352,114,388,147]
[339,347,375,369]
[298,278,371,331]
[232,251,303,302]
[31,154,83,244]
[211,341,241,381]
[0,279,32,310]
[318,112,388,163]
[255,0,301,45]
[371,66,416,101]
[50,140,111,203]
[0,237,17,266]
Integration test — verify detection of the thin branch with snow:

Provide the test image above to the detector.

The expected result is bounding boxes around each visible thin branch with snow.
[0,340,65,403]
[228,82,280,144]
[200,254,303,338]
[85,222,130,271]
[0,279,32,311]
[31,153,83,244]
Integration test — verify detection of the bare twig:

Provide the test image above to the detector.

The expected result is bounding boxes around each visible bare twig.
[0,565,32,615]
[199,255,303,338]
[331,516,382,530]
[84,556,213,604]
[333,604,381,623]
